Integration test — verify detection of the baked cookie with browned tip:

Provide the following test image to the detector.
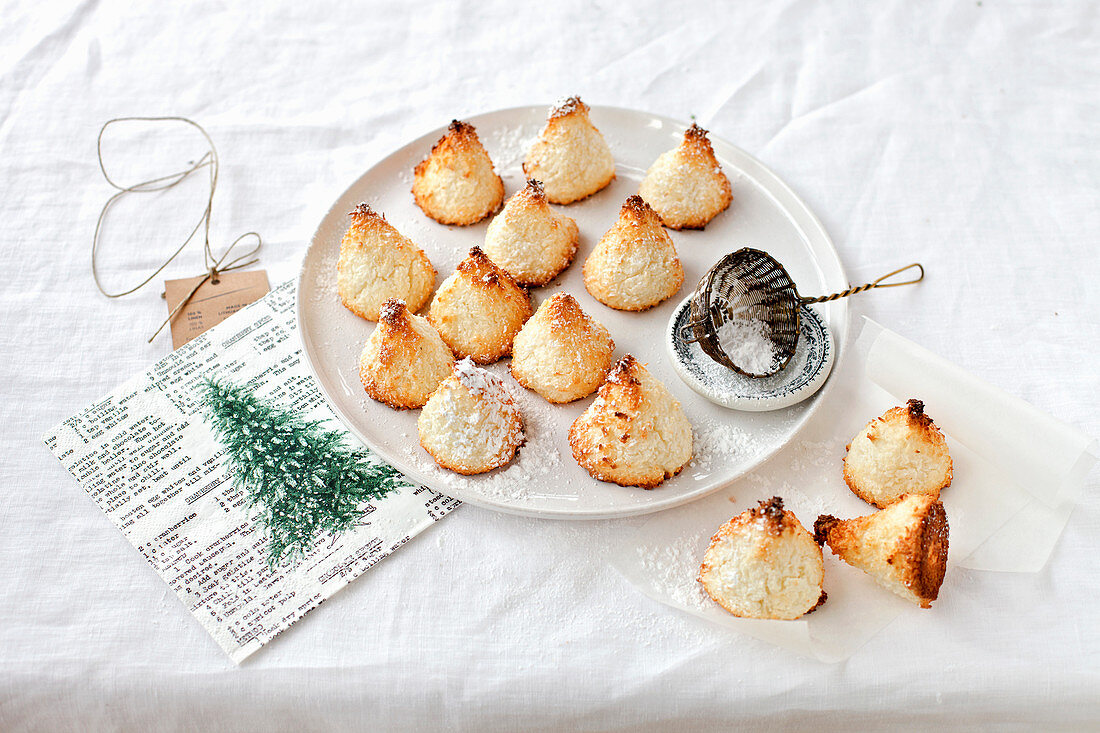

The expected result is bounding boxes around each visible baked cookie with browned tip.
[638,123,732,230]
[568,355,692,488]
[510,293,614,403]
[428,247,533,364]
[523,97,615,205]
[583,195,684,311]
[337,204,436,321]
[418,358,524,475]
[699,497,826,620]
[815,494,949,609]
[843,399,953,508]
[358,299,454,410]
[482,179,579,286]
[412,120,505,226]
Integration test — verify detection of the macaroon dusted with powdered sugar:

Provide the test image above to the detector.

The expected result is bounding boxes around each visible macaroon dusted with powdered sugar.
[523,96,616,205]
[843,399,953,508]
[358,298,454,410]
[583,196,684,311]
[412,120,504,226]
[336,204,436,321]
[510,292,615,403]
[699,497,826,620]
[482,179,579,287]
[638,123,732,230]
[428,247,533,364]
[418,358,525,475]
[569,354,692,489]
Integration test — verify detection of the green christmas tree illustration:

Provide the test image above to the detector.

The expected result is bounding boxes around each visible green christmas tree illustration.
[202,378,402,568]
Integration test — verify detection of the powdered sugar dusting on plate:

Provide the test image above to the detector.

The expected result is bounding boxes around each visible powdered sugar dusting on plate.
[635,528,712,613]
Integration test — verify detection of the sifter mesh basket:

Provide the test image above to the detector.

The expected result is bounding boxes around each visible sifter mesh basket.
[679,248,923,378]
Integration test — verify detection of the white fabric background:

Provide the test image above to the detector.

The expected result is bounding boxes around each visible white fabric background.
[2,0,1098,729]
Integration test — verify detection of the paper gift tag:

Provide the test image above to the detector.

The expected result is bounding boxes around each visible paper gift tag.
[164,270,270,349]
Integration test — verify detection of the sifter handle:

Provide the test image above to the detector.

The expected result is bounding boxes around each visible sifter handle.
[801,262,924,305]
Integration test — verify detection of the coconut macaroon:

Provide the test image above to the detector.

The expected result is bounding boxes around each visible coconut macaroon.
[815,494,949,609]
[569,355,692,489]
[412,120,505,226]
[358,299,454,410]
[510,293,615,403]
[522,97,616,205]
[583,195,685,311]
[843,399,953,508]
[638,123,732,230]
[699,497,827,620]
[428,247,533,364]
[417,358,524,475]
[337,204,436,321]
[482,179,580,286]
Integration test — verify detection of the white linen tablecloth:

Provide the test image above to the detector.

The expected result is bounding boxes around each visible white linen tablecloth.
[2,0,1098,729]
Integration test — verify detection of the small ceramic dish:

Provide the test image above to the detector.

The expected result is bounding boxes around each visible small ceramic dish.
[666,297,835,411]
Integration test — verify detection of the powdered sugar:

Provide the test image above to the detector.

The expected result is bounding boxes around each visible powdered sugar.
[690,419,753,472]
[453,357,507,400]
[717,318,779,375]
[634,528,712,612]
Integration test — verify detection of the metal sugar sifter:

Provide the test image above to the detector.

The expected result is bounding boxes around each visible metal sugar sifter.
[678,248,924,377]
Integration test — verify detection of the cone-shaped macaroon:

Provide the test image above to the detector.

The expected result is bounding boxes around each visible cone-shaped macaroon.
[815,494,949,609]
[428,247,533,364]
[569,355,692,488]
[510,292,615,403]
[412,120,505,226]
[359,299,455,410]
[523,97,615,205]
[583,195,684,311]
[843,399,953,508]
[699,497,826,620]
[418,358,525,475]
[638,123,732,230]
[482,179,579,286]
[337,204,436,321]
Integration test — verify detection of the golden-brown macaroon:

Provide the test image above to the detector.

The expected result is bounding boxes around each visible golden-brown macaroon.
[583,195,684,311]
[337,204,436,321]
[638,123,732,230]
[412,120,505,226]
[482,179,579,286]
[510,293,614,403]
[522,97,615,205]
[843,399,953,508]
[699,497,827,620]
[358,299,455,410]
[428,247,533,364]
[815,494,949,609]
[417,358,525,475]
[568,355,692,489]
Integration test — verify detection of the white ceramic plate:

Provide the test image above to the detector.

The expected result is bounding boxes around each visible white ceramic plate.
[297,105,849,519]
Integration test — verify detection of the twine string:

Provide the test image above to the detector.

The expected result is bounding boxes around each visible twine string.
[90,116,262,341]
